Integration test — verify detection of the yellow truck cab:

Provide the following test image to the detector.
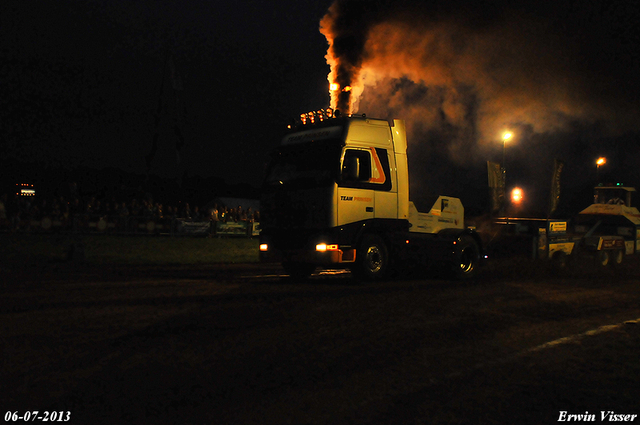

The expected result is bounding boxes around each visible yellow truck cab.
[259,110,482,280]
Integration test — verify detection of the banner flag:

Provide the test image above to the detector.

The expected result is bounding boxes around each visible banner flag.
[487,161,505,215]
[548,159,565,217]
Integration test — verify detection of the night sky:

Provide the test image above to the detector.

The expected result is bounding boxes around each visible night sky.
[2,0,640,213]
[2,1,333,184]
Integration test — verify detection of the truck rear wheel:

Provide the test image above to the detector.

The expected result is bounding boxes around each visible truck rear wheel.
[282,262,315,280]
[352,234,389,281]
[596,250,610,267]
[453,236,480,279]
[611,249,624,267]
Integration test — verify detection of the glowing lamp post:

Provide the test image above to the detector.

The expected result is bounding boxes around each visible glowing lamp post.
[500,131,513,217]
[511,187,523,205]
[502,131,513,171]
[596,157,606,184]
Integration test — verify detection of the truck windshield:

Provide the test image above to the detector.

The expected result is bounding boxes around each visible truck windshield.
[263,139,342,190]
[594,188,634,206]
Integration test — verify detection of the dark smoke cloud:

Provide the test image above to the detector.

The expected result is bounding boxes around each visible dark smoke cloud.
[322,0,640,164]
[320,1,385,112]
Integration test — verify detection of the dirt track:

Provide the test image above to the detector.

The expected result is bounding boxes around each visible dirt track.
[2,260,640,424]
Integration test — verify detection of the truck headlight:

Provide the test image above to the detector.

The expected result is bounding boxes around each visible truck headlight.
[316,243,338,252]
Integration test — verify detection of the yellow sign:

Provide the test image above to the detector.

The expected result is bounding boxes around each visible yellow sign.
[549,242,575,256]
[549,221,567,233]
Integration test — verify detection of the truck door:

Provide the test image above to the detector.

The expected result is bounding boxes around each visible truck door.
[338,148,375,226]
[372,148,396,219]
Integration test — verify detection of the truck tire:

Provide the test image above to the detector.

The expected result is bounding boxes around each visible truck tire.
[352,234,389,281]
[596,250,610,267]
[282,262,315,280]
[551,251,569,271]
[611,249,624,268]
[453,236,480,279]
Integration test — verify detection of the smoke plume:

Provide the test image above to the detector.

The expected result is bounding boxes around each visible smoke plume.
[321,0,640,163]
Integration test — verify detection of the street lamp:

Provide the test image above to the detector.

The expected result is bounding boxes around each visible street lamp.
[501,132,513,217]
[511,187,523,204]
[596,157,606,184]
[502,131,513,173]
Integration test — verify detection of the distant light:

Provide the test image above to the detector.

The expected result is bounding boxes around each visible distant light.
[330,83,339,91]
[503,131,513,142]
[597,157,606,166]
[17,183,35,197]
[343,86,352,92]
[259,244,268,252]
[511,187,524,204]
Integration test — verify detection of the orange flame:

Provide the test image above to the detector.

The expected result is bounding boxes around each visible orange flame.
[320,1,371,115]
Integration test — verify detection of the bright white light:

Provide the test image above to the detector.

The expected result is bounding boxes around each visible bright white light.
[511,187,524,204]
[316,243,338,252]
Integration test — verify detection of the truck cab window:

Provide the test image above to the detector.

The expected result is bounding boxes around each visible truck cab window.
[340,148,391,191]
[342,150,372,182]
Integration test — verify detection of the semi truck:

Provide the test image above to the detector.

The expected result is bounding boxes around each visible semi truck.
[259,110,483,280]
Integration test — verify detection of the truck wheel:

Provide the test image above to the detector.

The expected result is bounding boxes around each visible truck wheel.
[453,236,480,279]
[353,234,389,281]
[551,251,569,271]
[610,249,624,267]
[596,250,610,267]
[282,262,315,280]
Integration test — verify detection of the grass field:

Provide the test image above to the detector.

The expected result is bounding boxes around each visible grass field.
[0,233,260,265]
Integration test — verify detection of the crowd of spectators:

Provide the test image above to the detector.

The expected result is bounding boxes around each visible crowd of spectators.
[0,191,259,234]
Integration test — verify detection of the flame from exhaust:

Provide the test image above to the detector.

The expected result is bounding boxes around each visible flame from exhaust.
[320,1,377,114]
